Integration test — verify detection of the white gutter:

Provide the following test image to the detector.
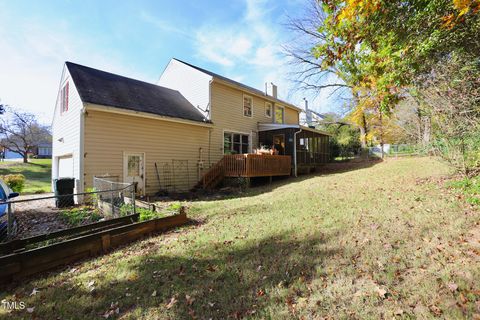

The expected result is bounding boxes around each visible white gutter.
[293,129,303,177]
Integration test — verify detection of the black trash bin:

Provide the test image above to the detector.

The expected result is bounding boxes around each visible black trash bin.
[54,178,75,208]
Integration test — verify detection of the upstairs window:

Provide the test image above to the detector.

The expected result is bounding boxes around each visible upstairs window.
[243,95,252,117]
[61,81,69,113]
[265,102,272,118]
[275,106,284,124]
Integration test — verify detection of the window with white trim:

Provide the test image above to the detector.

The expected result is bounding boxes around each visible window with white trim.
[275,105,284,124]
[60,81,69,113]
[243,95,252,117]
[265,102,272,118]
[224,132,250,154]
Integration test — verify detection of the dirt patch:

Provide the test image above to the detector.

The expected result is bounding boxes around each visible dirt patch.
[12,194,69,239]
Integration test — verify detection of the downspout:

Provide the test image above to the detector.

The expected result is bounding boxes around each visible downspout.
[77,106,86,203]
[293,129,302,177]
[208,79,213,167]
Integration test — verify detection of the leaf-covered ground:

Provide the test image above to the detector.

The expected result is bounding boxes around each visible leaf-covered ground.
[1,157,479,319]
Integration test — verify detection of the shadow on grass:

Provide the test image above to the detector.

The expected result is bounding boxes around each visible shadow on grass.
[10,232,338,319]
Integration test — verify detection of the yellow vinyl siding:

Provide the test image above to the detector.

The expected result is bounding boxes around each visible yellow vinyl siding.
[209,82,300,164]
[84,109,210,194]
[284,107,299,124]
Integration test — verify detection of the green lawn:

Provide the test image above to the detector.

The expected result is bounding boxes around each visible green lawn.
[1,157,479,319]
[0,159,51,194]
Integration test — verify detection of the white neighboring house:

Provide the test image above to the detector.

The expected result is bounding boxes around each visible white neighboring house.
[51,64,84,192]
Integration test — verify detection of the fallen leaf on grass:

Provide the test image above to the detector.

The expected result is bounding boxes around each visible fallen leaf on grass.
[166,296,177,309]
[30,288,40,296]
[376,287,387,299]
[185,294,195,305]
[188,308,196,319]
[429,305,442,316]
[151,290,157,297]
[447,282,458,292]
[26,307,35,313]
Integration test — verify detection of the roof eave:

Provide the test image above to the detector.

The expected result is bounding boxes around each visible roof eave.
[84,103,214,128]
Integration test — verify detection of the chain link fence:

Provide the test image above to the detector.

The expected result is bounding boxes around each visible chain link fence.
[0,178,136,243]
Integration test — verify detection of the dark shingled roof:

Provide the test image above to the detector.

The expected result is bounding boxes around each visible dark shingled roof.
[173,58,301,110]
[65,61,208,123]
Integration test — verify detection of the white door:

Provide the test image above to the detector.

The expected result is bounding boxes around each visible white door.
[123,153,145,195]
[58,156,74,178]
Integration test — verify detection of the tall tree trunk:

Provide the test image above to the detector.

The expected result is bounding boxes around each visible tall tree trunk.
[416,108,423,145]
[360,112,368,148]
[23,153,28,163]
[421,116,431,146]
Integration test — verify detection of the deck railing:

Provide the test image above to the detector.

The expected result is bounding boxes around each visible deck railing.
[202,158,225,189]
[200,154,292,189]
[223,154,291,177]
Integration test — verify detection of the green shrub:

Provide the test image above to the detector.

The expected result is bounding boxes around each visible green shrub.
[1,174,26,192]
[138,207,165,222]
[120,202,182,221]
[60,207,102,227]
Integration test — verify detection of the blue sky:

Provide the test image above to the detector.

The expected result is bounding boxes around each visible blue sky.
[0,0,340,123]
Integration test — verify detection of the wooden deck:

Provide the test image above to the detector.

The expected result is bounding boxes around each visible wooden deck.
[200,154,292,189]
[223,154,291,177]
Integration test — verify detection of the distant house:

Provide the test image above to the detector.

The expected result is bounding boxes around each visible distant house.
[1,148,23,160]
[35,143,52,159]
[51,60,330,197]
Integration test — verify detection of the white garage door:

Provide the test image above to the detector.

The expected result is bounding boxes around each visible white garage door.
[58,156,74,178]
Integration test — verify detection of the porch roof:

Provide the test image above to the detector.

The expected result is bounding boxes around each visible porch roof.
[258,123,332,136]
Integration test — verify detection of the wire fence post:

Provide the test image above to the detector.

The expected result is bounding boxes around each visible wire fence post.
[131,187,136,217]
[110,181,115,217]
[7,202,13,239]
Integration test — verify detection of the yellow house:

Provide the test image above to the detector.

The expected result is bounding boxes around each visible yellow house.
[52,60,329,197]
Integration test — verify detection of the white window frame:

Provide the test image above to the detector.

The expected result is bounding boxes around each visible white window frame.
[60,81,69,114]
[265,102,272,118]
[275,105,285,124]
[223,129,251,154]
[243,94,253,118]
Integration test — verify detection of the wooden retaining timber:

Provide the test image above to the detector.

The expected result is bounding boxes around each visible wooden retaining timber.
[0,212,188,283]
[0,214,139,255]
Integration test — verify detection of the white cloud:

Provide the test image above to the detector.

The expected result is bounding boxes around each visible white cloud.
[139,11,193,40]
[194,29,256,67]
[190,0,346,114]
[193,0,293,100]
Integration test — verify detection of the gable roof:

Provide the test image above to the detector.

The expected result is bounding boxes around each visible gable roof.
[65,62,208,123]
[172,58,302,112]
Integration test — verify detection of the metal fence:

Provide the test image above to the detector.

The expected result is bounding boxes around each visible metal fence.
[0,178,136,242]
